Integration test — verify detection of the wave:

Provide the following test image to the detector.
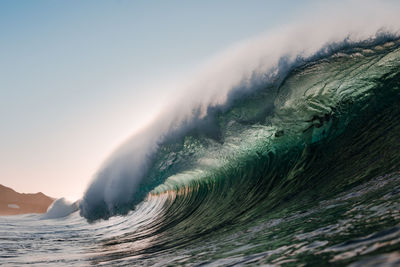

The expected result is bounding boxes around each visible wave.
[42,198,79,219]
[80,4,400,222]
[75,36,400,264]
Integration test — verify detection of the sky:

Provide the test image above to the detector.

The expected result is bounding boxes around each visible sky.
[0,0,325,199]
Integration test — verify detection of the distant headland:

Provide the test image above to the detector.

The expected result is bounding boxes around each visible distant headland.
[0,184,55,215]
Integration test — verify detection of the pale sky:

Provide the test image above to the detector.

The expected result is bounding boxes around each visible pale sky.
[0,0,323,199]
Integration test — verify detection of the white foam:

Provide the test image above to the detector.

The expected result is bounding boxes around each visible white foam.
[42,198,79,219]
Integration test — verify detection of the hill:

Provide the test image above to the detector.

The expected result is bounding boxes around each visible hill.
[0,184,54,215]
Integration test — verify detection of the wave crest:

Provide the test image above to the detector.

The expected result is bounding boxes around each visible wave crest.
[80,6,400,222]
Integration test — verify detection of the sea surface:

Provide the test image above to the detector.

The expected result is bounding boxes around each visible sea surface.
[1,38,400,266]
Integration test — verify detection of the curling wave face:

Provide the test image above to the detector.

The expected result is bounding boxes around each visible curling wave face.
[81,37,400,222]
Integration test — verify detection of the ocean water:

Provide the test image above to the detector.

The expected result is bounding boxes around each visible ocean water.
[2,172,400,266]
[2,36,400,266]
